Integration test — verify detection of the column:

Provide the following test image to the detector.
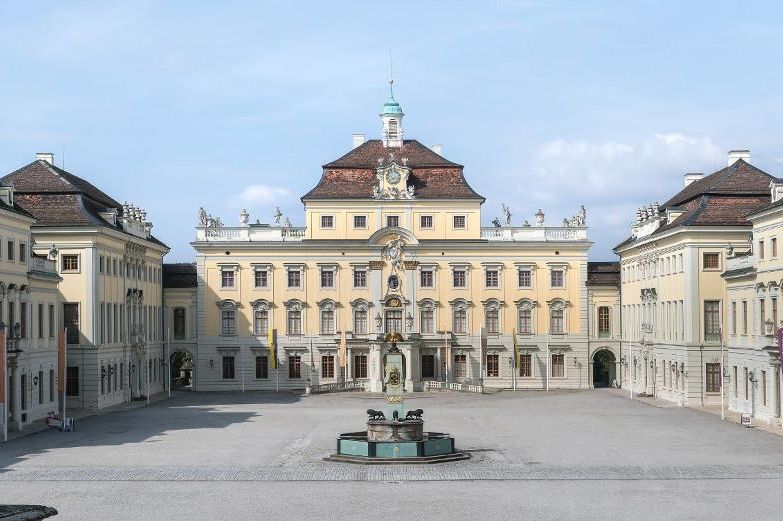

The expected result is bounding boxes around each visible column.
[11,364,22,430]
[370,344,382,393]
[403,345,414,392]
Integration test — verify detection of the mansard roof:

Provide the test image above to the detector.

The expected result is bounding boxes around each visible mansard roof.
[586,262,620,286]
[615,159,775,251]
[0,159,168,248]
[303,139,483,201]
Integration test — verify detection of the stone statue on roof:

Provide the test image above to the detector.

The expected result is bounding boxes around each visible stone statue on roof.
[198,207,208,226]
[274,207,282,225]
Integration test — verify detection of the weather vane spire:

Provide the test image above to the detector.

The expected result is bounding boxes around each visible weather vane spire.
[388,50,395,99]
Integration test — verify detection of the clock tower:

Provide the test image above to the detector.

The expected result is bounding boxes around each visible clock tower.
[380,79,404,148]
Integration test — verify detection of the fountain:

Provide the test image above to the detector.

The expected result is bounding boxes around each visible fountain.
[326,332,469,464]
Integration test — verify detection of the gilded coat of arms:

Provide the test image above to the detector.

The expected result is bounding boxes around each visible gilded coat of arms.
[388,366,401,387]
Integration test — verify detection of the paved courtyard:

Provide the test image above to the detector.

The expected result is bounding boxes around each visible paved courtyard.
[2,389,783,520]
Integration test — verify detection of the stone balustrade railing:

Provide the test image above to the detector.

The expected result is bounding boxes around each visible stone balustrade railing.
[195,226,307,242]
[309,380,367,394]
[423,380,483,393]
[480,226,587,242]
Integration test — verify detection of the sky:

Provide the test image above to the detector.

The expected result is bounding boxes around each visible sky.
[1,0,782,261]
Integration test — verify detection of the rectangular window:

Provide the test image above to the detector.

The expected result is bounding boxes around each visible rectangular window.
[99,303,105,344]
[221,310,236,335]
[703,252,720,270]
[705,363,721,393]
[255,356,268,379]
[453,270,466,288]
[222,356,235,379]
[63,303,79,344]
[320,308,335,334]
[744,367,749,399]
[7,240,14,261]
[353,215,367,228]
[454,354,467,378]
[518,269,532,288]
[321,354,335,379]
[733,366,738,397]
[38,370,43,404]
[762,370,768,406]
[519,353,532,377]
[221,270,235,288]
[420,215,433,229]
[254,309,268,336]
[486,354,499,377]
[758,241,765,260]
[19,242,26,263]
[773,238,778,258]
[518,308,532,334]
[354,308,367,334]
[386,215,399,228]
[385,309,403,334]
[320,215,334,228]
[320,269,334,288]
[550,269,564,288]
[453,308,467,334]
[485,270,499,288]
[485,308,499,334]
[742,300,748,334]
[421,355,435,379]
[99,255,104,273]
[354,354,368,379]
[49,369,55,402]
[760,298,766,335]
[598,306,610,337]
[420,308,434,334]
[113,258,118,276]
[353,269,366,288]
[66,366,79,396]
[173,308,186,339]
[62,254,78,272]
[38,303,44,338]
[552,353,565,378]
[704,300,720,341]
[287,309,302,335]
[288,355,302,379]
[420,270,434,288]
[287,270,301,288]
[453,215,466,229]
[254,270,268,288]
[731,301,737,335]
[49,304,55,338]
[550,309,564,334]
[774,298,779,330]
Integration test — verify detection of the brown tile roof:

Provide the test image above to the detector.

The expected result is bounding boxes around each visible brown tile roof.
[616,160,774,250]
[662,159,771,210]
[164,263,197,288]
[587,261,620,286]
[303,139,483,200]
[0,160,168,248]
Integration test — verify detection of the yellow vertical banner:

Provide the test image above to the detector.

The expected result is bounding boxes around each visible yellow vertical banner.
[268,328,276,369]
[339,330,346,368]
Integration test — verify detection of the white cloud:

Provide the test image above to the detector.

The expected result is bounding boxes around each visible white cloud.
[235,184,293,205]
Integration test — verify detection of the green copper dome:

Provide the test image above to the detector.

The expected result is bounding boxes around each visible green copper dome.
[380,80,404,116]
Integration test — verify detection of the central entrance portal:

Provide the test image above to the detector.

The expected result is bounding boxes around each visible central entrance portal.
[592,349,616,388]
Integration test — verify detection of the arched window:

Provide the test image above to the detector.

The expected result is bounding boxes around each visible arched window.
[419,299,436,335]
[484,300,500,334]
[319,300,336,335]
[216,299,238,336]
[517,299,535,334]
[387,118,398,139]
[285,300,303,335]
[251,300,270,336]
[352,300,369,335]
[451,300,469,334]
[549,299,566,334]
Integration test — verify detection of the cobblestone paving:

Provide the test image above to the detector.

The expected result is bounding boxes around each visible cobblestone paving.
[4,463,783,482]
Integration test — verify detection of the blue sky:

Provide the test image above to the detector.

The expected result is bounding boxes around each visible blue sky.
[1,1,782,261]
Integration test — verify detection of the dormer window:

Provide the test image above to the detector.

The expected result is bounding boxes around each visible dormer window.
[387,119,398,139]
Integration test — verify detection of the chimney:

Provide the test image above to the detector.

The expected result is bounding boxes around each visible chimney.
[36,152,54,165]
[683,173,703,187]
[352,134,365,149]
[728,149,751,166]
[431,144,443,156]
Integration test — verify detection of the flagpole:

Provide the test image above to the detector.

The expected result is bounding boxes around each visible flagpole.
[2,325,7,443]
[512,328,517,391]
[720,327,725,421]
[166,328,171,399]
[146,343,150,407]
[61,327,67,429]
[545,334,550,392]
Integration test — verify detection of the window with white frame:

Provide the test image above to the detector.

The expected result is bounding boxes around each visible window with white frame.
[252,301,269,336]
[518,267,532,288]
[518,300,534,334]
[320,268,335,288]
[218,301,237,336]
[452,301,468,334]
[254,268,269,288]
[321,215,334,228]
[287,268,302,288]
[485,301,500,334]
[550,267,565,288]
[452,268,467,288]
[420,215,433,229]
[485,268,499,288]
[353,215,367,228]
[420,268,434,288]
[62,254,79,272]
[386,215,399,228]
[419,300,435,334]
[453,215,466,229]
[221,268,236,288]
[320,301,335,334]
[551,353,565,378]
[353,301,368,334]
[353,268,367,288]
[286,301,303,335]
[549,300,565,334]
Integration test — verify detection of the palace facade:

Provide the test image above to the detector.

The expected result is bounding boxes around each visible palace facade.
[190,88,618,393]
[615,151,777,407]
[1,153,169,415]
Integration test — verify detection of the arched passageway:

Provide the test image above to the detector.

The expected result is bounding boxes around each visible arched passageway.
[592,349,616,388]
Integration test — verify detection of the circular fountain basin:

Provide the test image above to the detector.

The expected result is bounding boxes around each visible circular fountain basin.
[325,430,470,464]
[367,419,424,442]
